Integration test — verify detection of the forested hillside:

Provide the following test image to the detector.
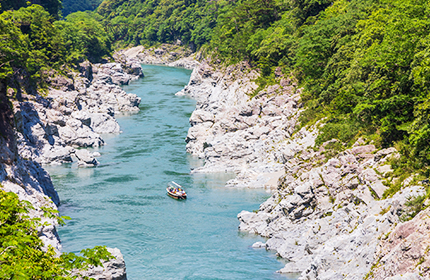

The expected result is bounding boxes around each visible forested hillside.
[0,3,110,91]
[2,0,429,195]
[0,0,62,18]
[97,0,217,48]
[94,0,430,179]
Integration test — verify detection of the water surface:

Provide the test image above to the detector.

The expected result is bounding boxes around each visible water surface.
[46,65,295,279]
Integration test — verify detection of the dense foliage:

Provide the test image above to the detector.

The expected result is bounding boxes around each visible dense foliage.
[0,189,112,279]
[62,0,103,17]
[96,0,219,48]
[0,4,110,89]
[92,0,430,171]
[0,0,62,19]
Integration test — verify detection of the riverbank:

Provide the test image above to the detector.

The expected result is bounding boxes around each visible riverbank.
[0,53,148,278]
[119,45,430,279]
[183,61,430,279]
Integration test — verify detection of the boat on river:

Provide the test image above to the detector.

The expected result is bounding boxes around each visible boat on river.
[166,181,187,200]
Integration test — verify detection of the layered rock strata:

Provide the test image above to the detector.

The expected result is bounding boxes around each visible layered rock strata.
[0,82,61,250]
[371,205,430,279]
[238,144,427,279]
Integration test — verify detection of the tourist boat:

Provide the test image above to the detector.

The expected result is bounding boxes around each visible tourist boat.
[166,181,187,200]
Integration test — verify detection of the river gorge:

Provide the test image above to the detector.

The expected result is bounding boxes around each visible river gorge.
[2,44,428,279]
[44,64,293,279]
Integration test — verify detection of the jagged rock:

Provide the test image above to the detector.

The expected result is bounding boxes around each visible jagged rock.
[111,72,130,85]
[125,62,144,77]
[41,146,73,164]
[90,113,121,134]
[58,120,104,147]
[74,149,98,166]
[237,136,425,279]
[71,110,92,127]
[79,60,93,81]
[375,147,397,162]
[372,207,430,279]
[50,75,75,91]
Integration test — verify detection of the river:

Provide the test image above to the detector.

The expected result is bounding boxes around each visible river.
[45,65,295,279]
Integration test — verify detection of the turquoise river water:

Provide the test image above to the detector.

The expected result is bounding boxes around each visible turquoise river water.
[45,65,297,280]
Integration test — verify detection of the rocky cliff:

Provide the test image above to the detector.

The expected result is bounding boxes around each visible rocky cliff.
[173,57,429,279]
[0,56,144,278]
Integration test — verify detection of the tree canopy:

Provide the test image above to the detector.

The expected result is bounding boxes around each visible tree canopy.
[93,0,430,171]
[0,189,112,279]
[0,4,111,89]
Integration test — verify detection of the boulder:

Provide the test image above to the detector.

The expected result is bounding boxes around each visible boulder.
[41,146,72,164]
[90,113,121,134]
[125,62,144,77]
[111,73,130,85]
[79,60,93,81]
[71,111,91,127]
[74,149,98,166]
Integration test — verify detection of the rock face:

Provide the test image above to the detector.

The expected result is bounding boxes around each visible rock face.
[1,55,142,273]
[237,143,427,279]
[371,206,430,279]
[181,60,311,190]
[14,60,141,166]
[179,59,430,279]
[0,81,61,251]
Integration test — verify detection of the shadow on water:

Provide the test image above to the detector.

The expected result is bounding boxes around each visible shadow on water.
[45,65,297,280]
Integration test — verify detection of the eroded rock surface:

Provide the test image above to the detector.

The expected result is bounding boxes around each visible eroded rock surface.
[0,81,61,251]
[371,206,430,279]
[237,143,427,279]
[177,59,430,279]
[14,60,141,166]
[181,61,307,189]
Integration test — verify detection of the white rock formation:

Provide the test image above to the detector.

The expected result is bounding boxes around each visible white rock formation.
[180,61,308,190]
[14,61,141,166]
[177,59,428,279]
[1,56,141,276]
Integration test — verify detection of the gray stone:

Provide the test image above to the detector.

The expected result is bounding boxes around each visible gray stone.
[90,113,121,134]
[75,149,98,166]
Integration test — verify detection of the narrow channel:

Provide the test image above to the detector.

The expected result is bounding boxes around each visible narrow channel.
[45,65,292,279]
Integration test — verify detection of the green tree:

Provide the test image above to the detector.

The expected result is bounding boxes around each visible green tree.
[55,11,111,63]
[0,189,112,279]
[0,0,62,18]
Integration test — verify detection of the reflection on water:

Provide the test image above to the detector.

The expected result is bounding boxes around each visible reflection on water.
[45,65,296,280]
